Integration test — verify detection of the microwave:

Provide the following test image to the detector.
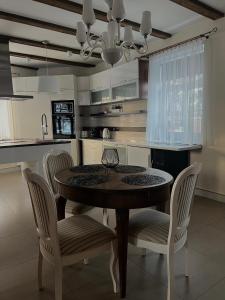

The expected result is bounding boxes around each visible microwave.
[52,100,74,114]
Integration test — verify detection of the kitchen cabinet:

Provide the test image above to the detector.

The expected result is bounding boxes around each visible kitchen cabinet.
[77,76,90,91]
[58,75,75,91]
[91,89,110,104]
[13,77,27,92]
[111,60,139,87]
[13,77,38,92]
[112,81,138,101]
[82,140,103,165]
[90,70,110,91]
[127,146,151,168]
[111,59,148,101]
[78,91,91,106]
[77,76,91,106]
[13,75,75,93]
[151,149,190,179]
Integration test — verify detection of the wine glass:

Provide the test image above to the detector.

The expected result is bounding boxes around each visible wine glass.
[101,149,119,174]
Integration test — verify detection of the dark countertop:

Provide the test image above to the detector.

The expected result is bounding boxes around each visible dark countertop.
[0,139,71,149]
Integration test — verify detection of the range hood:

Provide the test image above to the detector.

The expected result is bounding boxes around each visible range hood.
[0,37,33,101]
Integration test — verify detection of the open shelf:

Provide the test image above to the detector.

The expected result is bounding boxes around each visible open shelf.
[80,110,147,118]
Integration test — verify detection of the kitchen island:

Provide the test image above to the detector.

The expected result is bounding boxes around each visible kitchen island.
[0,139,71,174]
[80,138,202,179]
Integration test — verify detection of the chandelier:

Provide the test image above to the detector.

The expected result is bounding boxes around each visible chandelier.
[76,0,152,66]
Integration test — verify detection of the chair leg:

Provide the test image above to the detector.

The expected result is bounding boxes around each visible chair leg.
[166,249,174,300]
[38,247,43,291]
[54,266,63,300]
[185,240,189,277]
[110,241,119,294]
[103,208,109,226]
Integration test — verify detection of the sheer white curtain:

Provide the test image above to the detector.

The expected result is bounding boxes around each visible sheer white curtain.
[0,100,13,140]
[147,39,205,145]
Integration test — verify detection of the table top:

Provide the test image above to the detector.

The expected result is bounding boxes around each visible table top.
[55,164,173,193]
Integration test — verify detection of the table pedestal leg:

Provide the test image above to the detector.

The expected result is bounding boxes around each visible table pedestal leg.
[56,196,67,221]
[116,208,129,298]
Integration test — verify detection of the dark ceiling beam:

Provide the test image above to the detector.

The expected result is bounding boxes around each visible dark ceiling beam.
[11,64,39,70]
[3,34,101,59]
[169,0,224,20]
[0,10,76,35]
[10,52,95,67]
[33,0,172,39]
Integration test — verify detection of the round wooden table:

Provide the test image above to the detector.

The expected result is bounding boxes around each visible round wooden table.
[55,165,173,298]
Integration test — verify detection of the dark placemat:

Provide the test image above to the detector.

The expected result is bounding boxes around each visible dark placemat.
[121,174,165,186]
[70,164,105,173]
[67,174,108,187]
[115,165,146,174]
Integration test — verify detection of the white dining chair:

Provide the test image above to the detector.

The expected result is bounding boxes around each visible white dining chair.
[23,168,118,300]
[128,163,201,300]
[43,150,93,216]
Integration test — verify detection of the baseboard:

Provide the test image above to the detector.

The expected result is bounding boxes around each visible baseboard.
[196,188,225,203]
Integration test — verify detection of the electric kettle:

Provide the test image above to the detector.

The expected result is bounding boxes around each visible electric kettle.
[102,128,110,139]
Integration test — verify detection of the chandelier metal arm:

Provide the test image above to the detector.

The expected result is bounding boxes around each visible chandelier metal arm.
[77,0,152,66]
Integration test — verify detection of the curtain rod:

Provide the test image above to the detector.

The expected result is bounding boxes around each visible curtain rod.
[143,27,217,58]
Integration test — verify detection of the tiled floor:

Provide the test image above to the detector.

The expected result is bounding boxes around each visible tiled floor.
[1,171,225,300]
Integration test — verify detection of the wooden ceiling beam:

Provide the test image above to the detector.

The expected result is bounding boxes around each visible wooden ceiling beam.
[2,34,101,59]
[10,52,95,67]
[33,0,172,39]
[11,64,39,70]
[0,10,76,35]
[170,0,224,20]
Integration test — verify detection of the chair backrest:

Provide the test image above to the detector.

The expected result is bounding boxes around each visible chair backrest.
[43,150,73,195]
[168,163,202,244]
[23,168,60,257]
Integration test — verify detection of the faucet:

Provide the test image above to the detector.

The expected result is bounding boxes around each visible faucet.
[41,113,48,140]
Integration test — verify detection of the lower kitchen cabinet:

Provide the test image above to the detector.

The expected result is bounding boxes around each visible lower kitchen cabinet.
[151,149,190,179]
[127,146,151,168]
[82,140,103,165]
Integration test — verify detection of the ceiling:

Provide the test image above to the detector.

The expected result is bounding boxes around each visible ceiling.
[0,0,224,69]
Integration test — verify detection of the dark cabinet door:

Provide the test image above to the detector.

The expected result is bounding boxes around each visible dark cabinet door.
[151,149,190,179]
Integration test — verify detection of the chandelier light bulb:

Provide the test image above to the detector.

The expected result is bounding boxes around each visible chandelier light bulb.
[112,0,125,21]
[77,21,87,45]
[102,32,110,49]
[108,20,117,47]
[82,0,96,27]
[140,11,152,37]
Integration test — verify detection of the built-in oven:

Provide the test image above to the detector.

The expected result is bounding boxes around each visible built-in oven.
[51,100,76,139]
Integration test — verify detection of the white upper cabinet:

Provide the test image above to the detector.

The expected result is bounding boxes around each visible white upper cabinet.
[13,77,39,93]
[13,77,28,92]
[77,76,90,91]
[13,75,75,93]
[26,77,39,92]
[111,60,139,87]
[78,91,91,106]
[90,70,110,91]
[58,75,75,91]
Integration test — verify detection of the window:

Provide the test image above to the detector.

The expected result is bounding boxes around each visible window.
[0,101,13,140]
[147,39,204,145]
